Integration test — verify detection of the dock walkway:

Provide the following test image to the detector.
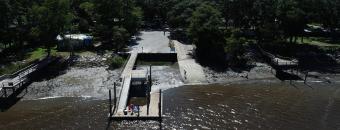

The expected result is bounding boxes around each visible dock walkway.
[174,40,206,83]
[115,52,138,114]
[0,58,54,96]
[111,51,163,120]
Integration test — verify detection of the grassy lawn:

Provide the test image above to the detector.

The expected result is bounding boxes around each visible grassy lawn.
[51,47,70,58]
[0,47,47,75]
[298,37,340,48]
[50,46,99,58]
[26,48,47,61]
[1,46,106,75]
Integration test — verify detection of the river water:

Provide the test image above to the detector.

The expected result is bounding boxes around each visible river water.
[1,80,339,130]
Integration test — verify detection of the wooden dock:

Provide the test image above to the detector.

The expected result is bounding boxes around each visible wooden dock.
[0,57,54,97]
[115,51,137,114]
[109,51,163,121]
[111,90,163,121]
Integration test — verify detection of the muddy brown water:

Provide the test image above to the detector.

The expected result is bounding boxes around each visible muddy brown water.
[0,81,340,130]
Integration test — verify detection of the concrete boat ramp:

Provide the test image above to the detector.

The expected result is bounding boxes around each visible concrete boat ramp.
[173,40,206,84]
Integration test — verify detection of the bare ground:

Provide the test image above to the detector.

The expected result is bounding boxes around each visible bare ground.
[204,62,277,84]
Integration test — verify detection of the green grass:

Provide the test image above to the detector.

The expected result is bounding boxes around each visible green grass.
[50,46,99,58]
[0,62,32,75]
[26,48,47,61]
[298,37,340,47]
[0,47,47,75]
[51,47,70,58]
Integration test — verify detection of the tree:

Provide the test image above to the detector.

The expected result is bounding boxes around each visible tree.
[29,0,72,56]
[79,1,95,32]
[112,26,129,51]
[188,3,226,66]
[122,0,143,34]
[225,29,247,66]
[318,0,340,41]
[277,0,306,43]
[94,0,142,50]
[168,0,202,29]
[0,0,12,48]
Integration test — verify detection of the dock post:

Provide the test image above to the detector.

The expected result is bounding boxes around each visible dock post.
[109,89,112,117]
[159,89,162,118]
[149,65,152,90]
[4,89,7,97]
[147,93,150,115]
[114,82,117,107]
[304,72,308,84]
[26,82,28,93]
[147,65,152,115]
[296,67,298,75]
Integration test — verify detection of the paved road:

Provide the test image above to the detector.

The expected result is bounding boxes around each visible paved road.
[129,31,172,53]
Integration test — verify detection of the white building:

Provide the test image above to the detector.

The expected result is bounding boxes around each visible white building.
[56,34,93,50]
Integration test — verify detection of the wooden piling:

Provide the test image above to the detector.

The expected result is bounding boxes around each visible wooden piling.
[159,89,162,118]
[147,65,152,115]
[4,89,7,97]
[114,82,117,107]
[109,89,112,117]
[149,65,152,90]
[304,72,308,84]
[147,94,150,115]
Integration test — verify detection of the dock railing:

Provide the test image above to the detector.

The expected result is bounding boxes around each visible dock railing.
[119,53,131,78]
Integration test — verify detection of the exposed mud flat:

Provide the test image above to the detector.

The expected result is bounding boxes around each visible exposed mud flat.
[204,62,340,84]
[204,62,277,84]
[24,67,120,100]
[23,62,183,100]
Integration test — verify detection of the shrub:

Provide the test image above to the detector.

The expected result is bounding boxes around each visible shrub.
[107,55,125,69]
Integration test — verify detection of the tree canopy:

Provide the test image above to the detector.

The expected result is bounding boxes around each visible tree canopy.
[1,0,340,66]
